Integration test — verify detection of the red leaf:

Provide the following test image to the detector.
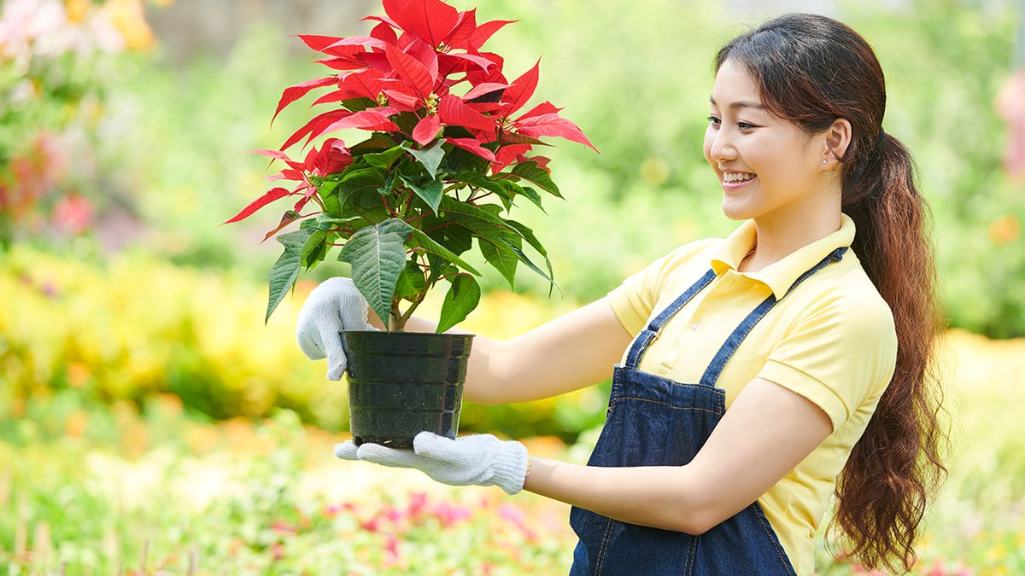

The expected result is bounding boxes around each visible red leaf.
[444,9,476,49]
[312,70,390,106]
[464,52,505,85]
[385,43,435,100]
[320,109,400,135]
[443,52,495,74]
[495,143,531,164]
[501,59,540,117]
[252,149,307,174]
[279,109,351,151]
[516,100,562,121]
[463,82,507,101]
[357,51,393,73]
[370,21,398,45]
[383,88,421,111]
[325,36,390,52]
[515,113,600,153]
[297,35,343,52]
[313,138,353,175]
[363,14,401,29]
[468,19,516,51]
[439,93,494,131]
[262,209,304,241]
[412,114,441,146]
[405,37,439,82]
[224,187,290,224]
[397,0,459,47]
[382,0,413,27]
[445,137,495,161]
[314,56,365,71]
[271,77,337,126]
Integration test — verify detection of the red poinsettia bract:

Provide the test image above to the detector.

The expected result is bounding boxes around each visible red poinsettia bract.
[225,0,598,235]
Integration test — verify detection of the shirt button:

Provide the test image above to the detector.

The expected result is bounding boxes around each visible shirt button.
[689,323,700,332]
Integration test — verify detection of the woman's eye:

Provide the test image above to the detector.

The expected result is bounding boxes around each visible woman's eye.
[706,116,754,130]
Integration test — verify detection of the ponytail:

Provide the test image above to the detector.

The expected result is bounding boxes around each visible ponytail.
[832,129,951,573]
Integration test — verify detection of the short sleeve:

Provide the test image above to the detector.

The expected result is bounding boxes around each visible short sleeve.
[756,292,898,432]
[605,239,716,338]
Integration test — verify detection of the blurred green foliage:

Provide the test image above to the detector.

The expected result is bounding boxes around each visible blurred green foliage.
[78,0,1025,336]
[0,328,1022,574]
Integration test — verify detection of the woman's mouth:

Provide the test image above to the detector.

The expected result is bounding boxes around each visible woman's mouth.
[721,173,757,191]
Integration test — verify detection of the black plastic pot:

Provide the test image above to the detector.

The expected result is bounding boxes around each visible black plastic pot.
[341,330,474,449]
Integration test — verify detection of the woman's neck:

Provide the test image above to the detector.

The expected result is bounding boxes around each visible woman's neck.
[738,196,842,273]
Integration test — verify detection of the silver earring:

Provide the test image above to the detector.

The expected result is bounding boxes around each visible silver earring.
[821,160,827,164]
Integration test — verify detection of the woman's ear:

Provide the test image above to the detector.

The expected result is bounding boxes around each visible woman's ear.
[822,118,852,166]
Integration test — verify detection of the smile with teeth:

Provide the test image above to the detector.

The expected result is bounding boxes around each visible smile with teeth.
[722,172,757,184]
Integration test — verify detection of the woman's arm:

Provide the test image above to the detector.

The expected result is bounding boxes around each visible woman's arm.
[522,376,833,535]
[370,296,634,405]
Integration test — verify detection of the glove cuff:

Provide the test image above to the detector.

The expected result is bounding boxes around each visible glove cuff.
[491,440,529,495]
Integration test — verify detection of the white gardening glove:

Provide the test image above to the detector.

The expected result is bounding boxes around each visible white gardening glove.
[334,431,530,496]
[296,276,380,380]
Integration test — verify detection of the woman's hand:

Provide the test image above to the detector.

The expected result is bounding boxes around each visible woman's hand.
[335,431,529,495]
[295,277,379,380]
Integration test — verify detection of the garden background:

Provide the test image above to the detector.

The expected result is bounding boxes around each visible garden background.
[2,0,1025,573]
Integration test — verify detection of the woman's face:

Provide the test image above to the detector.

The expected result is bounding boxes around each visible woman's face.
[703,59,825,221]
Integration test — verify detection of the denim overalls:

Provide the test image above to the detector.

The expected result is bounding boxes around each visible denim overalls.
[568,246,848,576]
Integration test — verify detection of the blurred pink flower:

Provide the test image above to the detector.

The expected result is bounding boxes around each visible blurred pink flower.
[406,491,429,519]
[498,503,526,525]
[360,516,381,533]
[53,194,93,234]
[430,501,473,528]
[384,533,401,564]
[996,68,1025,182]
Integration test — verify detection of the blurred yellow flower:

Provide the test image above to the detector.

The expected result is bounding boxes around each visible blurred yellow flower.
[639,156,671,186]
[988,214,1019,245]
[100,0,155,51]
[64,0,91,23]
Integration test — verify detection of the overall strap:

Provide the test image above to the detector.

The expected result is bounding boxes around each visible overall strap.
[624,269,717,369]
[698,246,849,387]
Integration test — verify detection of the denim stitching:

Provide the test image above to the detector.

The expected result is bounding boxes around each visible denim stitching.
[595,516,615,575]
[751,502,798,576]
[685,533,698,576]
[618,397,723,416]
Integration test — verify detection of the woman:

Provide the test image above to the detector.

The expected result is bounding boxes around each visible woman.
[298,12,947,575]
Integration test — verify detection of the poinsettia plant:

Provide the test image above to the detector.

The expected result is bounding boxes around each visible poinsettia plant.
[225,0,598,332]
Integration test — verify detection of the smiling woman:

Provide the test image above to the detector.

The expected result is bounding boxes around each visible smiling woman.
[308,9,948,576]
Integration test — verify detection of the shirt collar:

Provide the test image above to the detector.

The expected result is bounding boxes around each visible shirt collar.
[708,212,856,300]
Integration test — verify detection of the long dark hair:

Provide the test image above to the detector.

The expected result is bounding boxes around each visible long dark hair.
[712,13,949,574]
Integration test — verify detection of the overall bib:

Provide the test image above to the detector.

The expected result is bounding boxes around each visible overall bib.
[568,246,848,576]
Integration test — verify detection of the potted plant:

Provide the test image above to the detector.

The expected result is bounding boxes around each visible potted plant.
[225,0,598,449]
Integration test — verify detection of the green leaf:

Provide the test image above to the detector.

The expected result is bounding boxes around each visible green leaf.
[438,196,516,230]
[399,174,444,216]
[503,218,555,292]
[407,227,481,275]
[395,259,426,301]
[364,145,405,170]
[498,180,546,214]
[338,168,389,224]
[299,229,328,269]
[266,229,312,324]
[477,235,518,289]
[340,97,377,112]
[337,218,415,331]
[349,133,399,156]
[509,161,562,198]
[319,180,342,217]
[436,273,481,334]
[402,140,445,179]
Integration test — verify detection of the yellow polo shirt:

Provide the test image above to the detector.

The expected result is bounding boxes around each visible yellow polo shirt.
[604,212,897,576]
